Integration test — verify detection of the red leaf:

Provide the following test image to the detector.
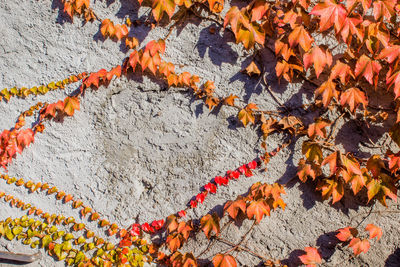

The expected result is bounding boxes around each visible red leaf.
[196,192,206,203]
[310,0,347,32]
[212,254,237,267]
[303,46,332,78]
[349,238,370,255]
[298,247,322,267]
[339,87,368,112]
[247,160,258,169]
[246,199,270,223]
[336,227,358,242]
[214,176,229,186]
[204,183,217,194]
[16,129,34,150]
[354,55,382,86]
[365,224,382,240]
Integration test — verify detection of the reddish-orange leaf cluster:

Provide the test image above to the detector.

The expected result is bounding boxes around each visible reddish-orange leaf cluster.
[62,0,95,22]
[100,19,129,40]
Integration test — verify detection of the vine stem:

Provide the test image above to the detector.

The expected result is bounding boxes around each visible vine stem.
[223,220,256,255]
[215,236,272,262]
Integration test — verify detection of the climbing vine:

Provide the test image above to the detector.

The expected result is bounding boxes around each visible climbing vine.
[1,0,400,266]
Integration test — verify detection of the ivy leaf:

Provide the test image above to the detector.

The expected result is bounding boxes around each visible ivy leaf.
[250,0,269,21]
[386,68,400,99]
[330,61,353,85]
[322,151,338,176]
[349,238,370,255]
[200,213,220,238]
[302,142,323,164]
[315,79,339,107]
[152,0,176,22]
[212,254,237,267]
[17,129,34,150]
[339,87,368,113]
[208,0,223,13]
[318,178,344,203]
[373,0,396,21]
[238,103,258,127]
[246,199,270,223]
[223,94,238,106]
[377,45,400,64]
[297,158,320,182]
[298,247,322,267]
[336,227,358,242]
[310,0,347,32]
[307,118,331,139]
[100,19,115,38]
[365,224,382,240]
[141,50,161,75]
[288,25,313,52]
[340,154,362,176]
[63,96,80,116]
[303,46,332,78]
[114,24,129,40]
[224,198,246,220]
[242,61,261,76]
[354,55,382,87]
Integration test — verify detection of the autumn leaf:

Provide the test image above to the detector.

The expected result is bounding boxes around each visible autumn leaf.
[318,178,344,203]
[341,154,362,175]
[288,25,313,52]
[303,46,332,78]
[114,24,129,40]
[302,142,323,164]
[200,213,220,238]
[386,68,400,99]
[100,19,115,38]
[338,14,363,44]
[223,94,238,106]
[310,0,347,32]
[298,247,322,267]
[322,151,338,176]
[329,61,354,85]
[336,227,358,242]
[366,155,385,178]
[339,87,368,112]
[238,103,258,127]
[373,0,396,21]
[140,50,161,75]
[242,61,261,76]
[246,199,270,223]
[16,129,34,150]
[250,0,269,21]
[377,45,400,64]
[208,0,223,13]
[307,118,331,139]
[349,238,370,255]
[315,79,339,107]
[152,0,176,22]
[63,96,80,116]
[354,55,381,87]
[212,254,237,267]
[297,158,320,182]
[365,224,382,240]
[125,37,139,49]
[224,198,246,220]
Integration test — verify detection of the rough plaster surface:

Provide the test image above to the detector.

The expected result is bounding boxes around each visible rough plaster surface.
[0,0,400,266]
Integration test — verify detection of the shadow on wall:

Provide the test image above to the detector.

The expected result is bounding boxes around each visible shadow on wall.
[385,248,400,267]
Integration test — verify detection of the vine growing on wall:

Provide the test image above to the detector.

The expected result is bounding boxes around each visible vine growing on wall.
[1,0,400,266]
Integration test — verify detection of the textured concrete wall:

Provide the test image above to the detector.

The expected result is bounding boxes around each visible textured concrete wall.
[0,0,399,266]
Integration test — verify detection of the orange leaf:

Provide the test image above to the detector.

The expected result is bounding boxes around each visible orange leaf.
[349,238,370,255]
[298,247,322,267]
[141,50,161,75]
[322,151,338,176]
[330,61,353,85]
[303,46,332,78]
[365,224,382,240]
[373,0,396,21]
[315,79,339,107]
[288,25,313,52]
[307,118,331,139]
[242,61,261,76]
[212,254,237,267]
[100,19,115,38]
[106,65,122,81]
[246,199,270,223]
[310,0,347,32]
[339,87,367,113]
[336,227,358,242]
[63,96,80,116]
[224,198,246,220]
[200,213,220,238]
[125,37,139,49]
[16,129,34,150]
[354,55,381,86]
[152,0,176,22]
[223,94,238,106]
[208,0,223,13]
